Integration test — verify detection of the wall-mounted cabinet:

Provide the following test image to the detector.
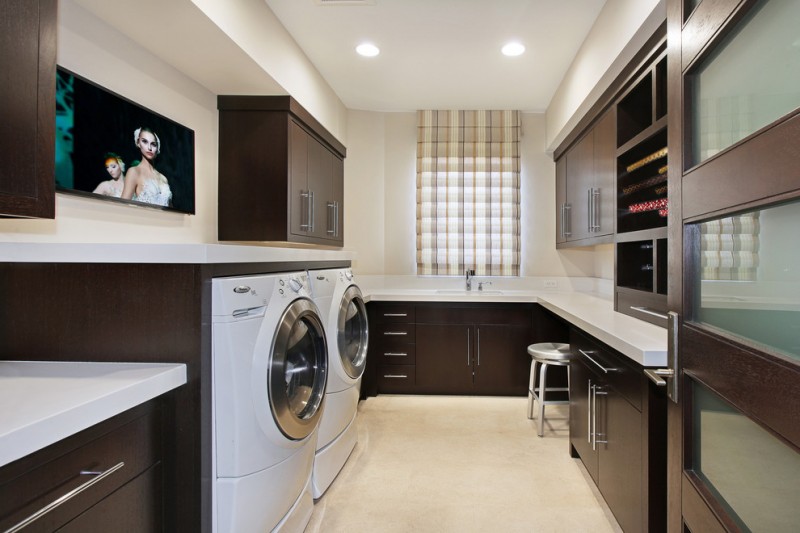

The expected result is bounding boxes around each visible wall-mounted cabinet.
[218,96,345,246]
[0,0,56,218]
[556,109,616,248]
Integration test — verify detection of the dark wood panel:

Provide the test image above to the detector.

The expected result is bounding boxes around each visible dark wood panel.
[377,365,415,393]
[683,325,800,447]
[682,111,800,221]
[594,108,616,236]
[370,302,416,323]
[681,0,748,73]
[680,473,728,533]
[376,343,416,366]
[472,325,531,396]
[374,323,415,343]
[415,303,532,326]
[0,0,56,218]
[415,324,473,395]
[569,356,599,482]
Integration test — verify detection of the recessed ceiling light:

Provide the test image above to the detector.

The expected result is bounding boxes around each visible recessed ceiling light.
[356,43,380,57]
[501,42,526,57]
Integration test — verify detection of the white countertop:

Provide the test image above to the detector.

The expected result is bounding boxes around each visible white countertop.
[362,285,667,367]
[0,242,354,264]
[0,361,187,467]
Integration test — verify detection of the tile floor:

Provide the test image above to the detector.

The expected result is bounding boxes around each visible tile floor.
[306,395,622,532]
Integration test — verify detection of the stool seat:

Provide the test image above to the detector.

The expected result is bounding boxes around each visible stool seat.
[528,342,572,362]
[527,343,572,437]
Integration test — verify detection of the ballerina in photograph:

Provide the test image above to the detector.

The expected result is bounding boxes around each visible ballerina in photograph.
[121,126,173,207]
[92,152,126,197]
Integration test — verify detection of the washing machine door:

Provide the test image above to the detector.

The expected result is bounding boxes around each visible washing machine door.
[269,297,328,441]
[337,285,369,379]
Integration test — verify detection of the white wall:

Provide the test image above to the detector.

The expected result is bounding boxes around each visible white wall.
[344,111,599,277]
[0,1,219,244]
[545,0,665,152]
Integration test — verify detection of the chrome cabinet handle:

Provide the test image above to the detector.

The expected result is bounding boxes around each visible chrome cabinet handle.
[383,374,408,379]
[645,368,674,386]
[309,190,315,231]
[587,379,593,444]
[578,349,616,373]
[384,352,408,357]
[4,462,125,533]
[594,388,608,447]
[382,313,407,317]
[592,188,601,231]
[560,204,566,239]
[477,328,481,366]
[645,311,680,402]
[466,329,470,366]
[334,201,339,237]
[564,204,571,236]
[300,191,311,230]
[383,331,407,336]
[327,201,336,235]
[630,306,669,320]
[587,189,593,232]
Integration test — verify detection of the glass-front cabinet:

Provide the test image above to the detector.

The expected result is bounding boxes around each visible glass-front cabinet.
[668,0,800,532]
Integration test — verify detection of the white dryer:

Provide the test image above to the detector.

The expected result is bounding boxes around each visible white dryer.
[308,267,369,498]
[212,272,328,533]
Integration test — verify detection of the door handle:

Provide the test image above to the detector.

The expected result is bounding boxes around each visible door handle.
[327,201,336,235]
[564,204,572,237]
[587,189,593,233]
[587,380,593,444]
[644,311,679,402]
[466,329,470,366]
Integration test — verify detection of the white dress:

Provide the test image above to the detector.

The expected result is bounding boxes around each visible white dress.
[133,178,172,207]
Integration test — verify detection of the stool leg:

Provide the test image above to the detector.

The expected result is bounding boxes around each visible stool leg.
[537,363,549,437]
[527,359,537,419]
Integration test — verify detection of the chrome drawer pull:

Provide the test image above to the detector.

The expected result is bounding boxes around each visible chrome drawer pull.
[4,462,125,533]
[382,313,408,317]
[383,331,407,336]
[383,374,408,379]
[384,352,408,357]
[579,349,617,373]
[630,306,669,320]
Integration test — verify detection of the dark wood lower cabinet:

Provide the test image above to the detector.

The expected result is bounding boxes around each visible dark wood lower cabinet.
[0,401,163,532]
[569,327,666,533]
[364,302,569,397]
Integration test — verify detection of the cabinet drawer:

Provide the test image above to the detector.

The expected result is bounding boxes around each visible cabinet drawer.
[571,329,642,411]
[378,365,415,393]
[377,344,416,365]
[374,323,415,343]
[372,303,415,323]
[415,304,531,326]
[0,406,161,532]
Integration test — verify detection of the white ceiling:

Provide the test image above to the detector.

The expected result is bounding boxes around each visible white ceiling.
[264,0,607,112]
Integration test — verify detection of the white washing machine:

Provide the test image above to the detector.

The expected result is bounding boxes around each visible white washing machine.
[212,272,328,533]
[308,268,369,498]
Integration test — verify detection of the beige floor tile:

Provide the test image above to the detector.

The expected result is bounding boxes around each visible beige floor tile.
[306,395,622,533]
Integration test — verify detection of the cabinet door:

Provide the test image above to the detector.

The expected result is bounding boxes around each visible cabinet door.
[0,0,55,218]
[307,135,333,240]
[329,155,344,244]
[472,325,531,396]
[555,156,568,244]
[416,324,473,395]
[289,120,309,236]
[598,388,643,533]
[565,130,594,241]
[592,109,616,236]
[569,358,599,482]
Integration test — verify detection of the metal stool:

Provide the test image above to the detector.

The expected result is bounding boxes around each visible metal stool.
[527,342,572,437]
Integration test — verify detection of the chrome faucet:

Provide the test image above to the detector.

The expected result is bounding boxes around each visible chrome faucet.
[465,269,475,291]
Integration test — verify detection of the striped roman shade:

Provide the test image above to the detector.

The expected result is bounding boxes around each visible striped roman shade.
[416,110,521,276]
[700,213,760,281]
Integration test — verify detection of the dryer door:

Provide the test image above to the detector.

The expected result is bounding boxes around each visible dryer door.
[270,297,328,441]
[337,285,369,379]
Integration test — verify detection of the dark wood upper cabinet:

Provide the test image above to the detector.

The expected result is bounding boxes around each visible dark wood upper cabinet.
[0,0,56,218]
[217,96,346,246]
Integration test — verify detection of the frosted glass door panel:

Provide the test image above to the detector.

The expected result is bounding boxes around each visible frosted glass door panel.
[693,200,800,362]
[690,0,800,166]
[692,382,800,532]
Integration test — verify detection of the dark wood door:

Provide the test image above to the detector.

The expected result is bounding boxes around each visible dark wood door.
[472,325,530,395]
[667,1,800,531]
[592,108,616,236]
[289,120,309,237]
[416,324,473,394]
[556,156,568,244]
[569,355,599,483]
[307,135,332,240]
[0,0,56,218]
[565,130,594,241]
[330,154,344,244]
[599,386,643,533]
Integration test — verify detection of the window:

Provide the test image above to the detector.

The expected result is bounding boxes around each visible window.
[416,110,521,276]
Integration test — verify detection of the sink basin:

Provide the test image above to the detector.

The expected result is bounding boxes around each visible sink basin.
[435,289,504,295]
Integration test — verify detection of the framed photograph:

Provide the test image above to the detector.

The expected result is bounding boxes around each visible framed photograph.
[55,66,195,215]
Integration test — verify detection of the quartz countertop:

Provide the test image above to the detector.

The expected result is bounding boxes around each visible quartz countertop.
[361,284,667,367]
[0,361,187,467]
